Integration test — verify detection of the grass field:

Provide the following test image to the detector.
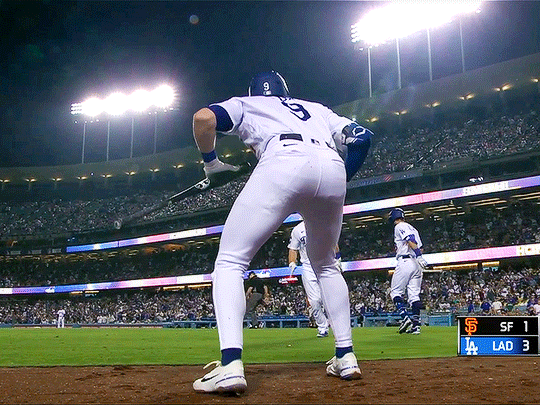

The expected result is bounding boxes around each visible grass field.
[0,326,458,367]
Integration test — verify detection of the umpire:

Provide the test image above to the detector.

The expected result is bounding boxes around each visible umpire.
[244,271,270,328]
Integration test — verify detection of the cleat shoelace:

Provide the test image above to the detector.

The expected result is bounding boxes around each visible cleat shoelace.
[202,360,221,370]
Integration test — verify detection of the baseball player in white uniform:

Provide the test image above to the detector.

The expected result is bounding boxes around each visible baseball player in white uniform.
[192,71,372,394]
[528,301,540,316]
[57,308,66,328]
[288,219,333,338]
[388,208,428,335]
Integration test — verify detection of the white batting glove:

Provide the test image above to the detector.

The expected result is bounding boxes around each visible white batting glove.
[203,158,240,177]
[337,257,343,273]
[288,262,297,277]
[416,256,429,270]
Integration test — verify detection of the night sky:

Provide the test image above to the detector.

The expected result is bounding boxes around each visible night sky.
[1,1,539,167]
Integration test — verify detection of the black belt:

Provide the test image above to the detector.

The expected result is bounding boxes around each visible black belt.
[397,254,412,259]
[280,133,320,145]
[280,133,302,141]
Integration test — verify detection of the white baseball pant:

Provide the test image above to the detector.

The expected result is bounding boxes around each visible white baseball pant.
[390,257,423,303]
[301,263,329,334]
[212,137,352,350]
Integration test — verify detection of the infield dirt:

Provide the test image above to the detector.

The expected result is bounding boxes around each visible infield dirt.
[0,356,538,404]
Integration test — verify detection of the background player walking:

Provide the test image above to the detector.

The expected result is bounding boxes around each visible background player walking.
[191,71,372,395]
[289,219,339,338]
[388,208,428,335]
[56,308,66,328]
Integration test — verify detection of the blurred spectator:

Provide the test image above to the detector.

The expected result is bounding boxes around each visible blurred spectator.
[0,264,538,325]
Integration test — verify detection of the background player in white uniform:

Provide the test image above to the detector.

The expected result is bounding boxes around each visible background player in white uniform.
[56,308,65,328]
[192,71,372,394]
[288,219,339,338]
[528,300,540,316]
[388,208,428,335]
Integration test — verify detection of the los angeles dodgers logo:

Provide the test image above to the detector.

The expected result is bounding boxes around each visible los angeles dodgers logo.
[464,337,479,355]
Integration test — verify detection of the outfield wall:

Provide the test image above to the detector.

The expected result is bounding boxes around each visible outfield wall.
[3,313,454,328]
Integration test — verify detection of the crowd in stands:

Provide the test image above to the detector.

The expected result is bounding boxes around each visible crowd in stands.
[340,200,540,261]
[359,108,540,178]
[1,105,540,241]
[347,265,540,317]
[0,265,538,325]
[1,199,539,288]
[0,288,214,325]
[1,98,540,326]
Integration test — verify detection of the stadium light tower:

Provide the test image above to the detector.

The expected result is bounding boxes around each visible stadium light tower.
[351,1,482,96]
[70,84,175,163]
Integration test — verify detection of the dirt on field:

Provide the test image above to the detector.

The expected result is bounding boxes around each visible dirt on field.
[0,357,538,404]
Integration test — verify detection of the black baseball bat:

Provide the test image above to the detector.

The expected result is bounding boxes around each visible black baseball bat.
[113,162,252,230]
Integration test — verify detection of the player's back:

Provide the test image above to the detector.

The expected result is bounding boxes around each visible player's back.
[394,221,423,256]
[214,95,351,158]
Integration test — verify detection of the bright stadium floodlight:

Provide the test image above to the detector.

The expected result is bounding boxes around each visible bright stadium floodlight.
[351,0,482,45]
[151,84,175,108]
[71,84,176,163]
[130,89,152,112]
[81,97,104,117]
[104,92,129,116]
[71,84,175,117]
[351,0,481,96]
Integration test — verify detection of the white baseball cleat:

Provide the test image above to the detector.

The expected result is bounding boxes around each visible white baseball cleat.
[317,330,329,338]
[193,360,247,394]
[326,353,362,380]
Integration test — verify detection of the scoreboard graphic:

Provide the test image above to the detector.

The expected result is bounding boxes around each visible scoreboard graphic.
[458,316,539,356]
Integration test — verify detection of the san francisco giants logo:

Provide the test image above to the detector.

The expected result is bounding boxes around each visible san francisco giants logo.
[464,317,478,335]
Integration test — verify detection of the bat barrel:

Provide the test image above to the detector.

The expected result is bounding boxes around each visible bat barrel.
[114,201,168,229]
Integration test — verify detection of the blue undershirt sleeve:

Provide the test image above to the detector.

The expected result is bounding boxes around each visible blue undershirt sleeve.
[208,105,234,132]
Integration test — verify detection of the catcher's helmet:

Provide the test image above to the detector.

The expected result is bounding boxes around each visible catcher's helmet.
[388,208,405,224]
[248,71,290,97]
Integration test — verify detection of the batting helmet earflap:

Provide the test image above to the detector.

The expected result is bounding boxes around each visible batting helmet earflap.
[388,208,405,224]
[248,71,290,97]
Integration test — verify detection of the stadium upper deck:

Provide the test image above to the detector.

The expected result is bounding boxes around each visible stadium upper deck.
[0,52,538,189]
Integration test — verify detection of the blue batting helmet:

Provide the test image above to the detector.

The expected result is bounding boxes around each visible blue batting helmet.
[388,208,405,224]
[248,71,290,97]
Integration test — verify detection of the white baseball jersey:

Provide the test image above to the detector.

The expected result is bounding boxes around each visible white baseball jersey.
[288,221,310,265]
[394,221,423,257]
[211,96,352,159]
[57,309,66,328]
[288,221,329,334]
